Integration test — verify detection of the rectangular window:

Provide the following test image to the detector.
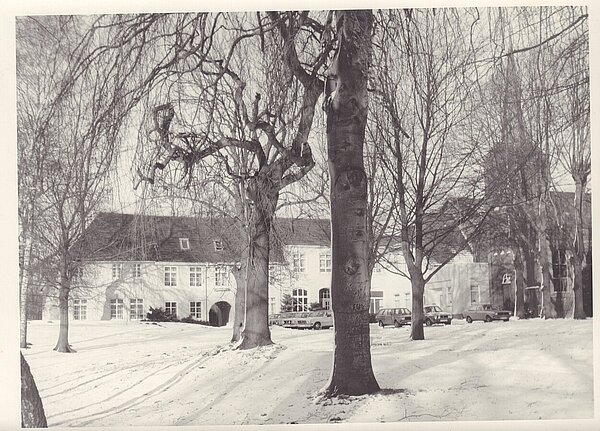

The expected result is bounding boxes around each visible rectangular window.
[405,293,411,308]
[470,285,480,304]
[190,301,202,318]
[179,238,190,250]
[319,253,332,272]
[189,266,202,287]
[164,266,177,287]
[292,252,305,273]
[73,299,87,320]
[215,266,229,287]
[165,301,177,317]
[130,299,144,320]
[112,263,122,279]
[110,299,124,319]
[552,250,568,292]
[132,263,141,279]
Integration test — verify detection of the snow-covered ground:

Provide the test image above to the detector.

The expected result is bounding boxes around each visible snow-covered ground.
[22,318,594,428]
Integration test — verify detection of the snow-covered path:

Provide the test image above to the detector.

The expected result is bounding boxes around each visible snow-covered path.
[22,318,593,427]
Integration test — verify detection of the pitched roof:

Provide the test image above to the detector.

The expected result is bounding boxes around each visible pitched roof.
[76,212,330,263]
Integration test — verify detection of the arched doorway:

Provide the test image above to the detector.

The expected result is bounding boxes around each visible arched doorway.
[319,288,331,310]
[209,301,231,326]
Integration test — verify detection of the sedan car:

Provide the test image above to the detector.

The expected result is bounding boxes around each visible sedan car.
[423,305,453,326]
[464,303,511,323]
[375,307,411,327]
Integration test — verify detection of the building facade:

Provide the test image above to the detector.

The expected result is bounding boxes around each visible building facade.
[42,212,490,324]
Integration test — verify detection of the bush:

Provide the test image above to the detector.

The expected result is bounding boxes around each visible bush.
[180,315,211,326]
[146,307,178,322]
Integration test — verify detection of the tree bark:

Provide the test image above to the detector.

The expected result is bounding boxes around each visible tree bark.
[572,252,586,319]
[21,352,47,428]
[20,235,33,348]
[572,178,587,319]
[321,10,379,397]
[230,254,247,343]
[538,234,557,319]
[514,246,526,319]
[237,177,276,349]
[410,275,425,340]
[54,275,73,353]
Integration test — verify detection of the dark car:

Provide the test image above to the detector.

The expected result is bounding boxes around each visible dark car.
[464,303,511,323]
[375,307,411,327]
[423,305,453,326]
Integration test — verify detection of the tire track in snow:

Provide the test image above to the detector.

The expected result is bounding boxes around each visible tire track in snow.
[50,350,217,427]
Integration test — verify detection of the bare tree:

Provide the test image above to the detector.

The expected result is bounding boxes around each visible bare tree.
[318,10,380,396]
[371,9,491,340]
[17,15,137,352]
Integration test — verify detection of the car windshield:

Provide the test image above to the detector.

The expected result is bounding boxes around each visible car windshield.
[482,304,494,310]
[426,306,442,312]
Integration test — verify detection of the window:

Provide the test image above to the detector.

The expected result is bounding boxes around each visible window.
[552,250,568,292]
[164,266,177,287]
[319,253,331,272]
[213,240,224,251]
[110,299,124,319]
[270,297,276,314]
[165,302,177,318]
[179,238,190,250]
[470,285,480,304]
[215,266,229,287]
[370,290,384,314]
[292,288,308,311]
[73,299,87,320]
[319,288,331,310]
[405,293,411,308]
[189,266,202,287]
[132,263,141,279]
[292,252,305,273]
[112,263,122,279]
[190,301,202,318]
[130,299,144,319]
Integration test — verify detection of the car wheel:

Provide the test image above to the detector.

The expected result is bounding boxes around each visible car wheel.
[378,320,385,327]
[466,316,473,323]
[485,315,492,323]
[394,320,401,328]
[425,319,433,327]
[313,322,322,330]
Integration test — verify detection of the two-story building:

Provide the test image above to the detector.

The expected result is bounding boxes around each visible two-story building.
[42,212,490,324]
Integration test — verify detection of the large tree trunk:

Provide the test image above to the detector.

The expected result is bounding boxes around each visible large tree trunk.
[514,246,526,319]
[321,10,379,397]
[230,255,247,343]
[21,352,47,428]
[409,274,425,340]
[54,276,73,353]
[237,178,275,349]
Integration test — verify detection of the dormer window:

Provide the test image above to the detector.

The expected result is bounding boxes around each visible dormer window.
[213,240,223,251]
[179,238,190,251]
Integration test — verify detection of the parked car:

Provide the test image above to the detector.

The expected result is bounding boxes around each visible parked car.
[464,303,511,323]
[269,313,284,326]
[423,305,453,326]
[375,308,411,327]
[281,310,334,330]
